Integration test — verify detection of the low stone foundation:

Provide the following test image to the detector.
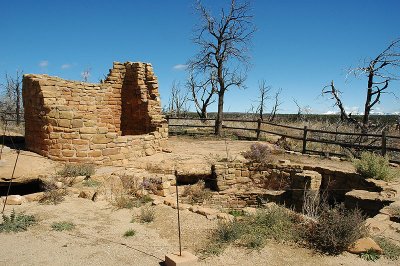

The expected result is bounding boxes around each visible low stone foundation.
[209,161,397,215]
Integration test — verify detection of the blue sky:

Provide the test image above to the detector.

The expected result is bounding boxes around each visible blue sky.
[1,0,399,114]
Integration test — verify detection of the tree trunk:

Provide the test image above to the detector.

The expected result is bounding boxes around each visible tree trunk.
[201,105,207,119]
[363,71,374,131]
[215,91,224,135]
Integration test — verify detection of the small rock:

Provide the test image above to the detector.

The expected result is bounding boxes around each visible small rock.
[347,237,383,254]
[196,207,218,216]
[73,176,87,184]
[78,190,97,201]
[162,147,173,153]
[1,195,25,205]
[189,205,199,213]
[152,199,163,206]
[24,192,45,202]
[279,159,290,164]
[217,213,234,222]
[145,148,155,156]
[54,181,64,189]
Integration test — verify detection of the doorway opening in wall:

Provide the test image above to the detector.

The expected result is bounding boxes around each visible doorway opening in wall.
[120,75,153,136]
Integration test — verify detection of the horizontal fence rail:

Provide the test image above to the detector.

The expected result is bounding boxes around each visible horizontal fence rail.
[167,116,400,164]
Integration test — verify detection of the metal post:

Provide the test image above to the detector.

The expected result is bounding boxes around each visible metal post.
[175,171,182,256]
[2,149,20,213]
[302,126,308,154]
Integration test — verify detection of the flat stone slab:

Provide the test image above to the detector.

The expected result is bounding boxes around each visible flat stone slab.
[165,251,198,266]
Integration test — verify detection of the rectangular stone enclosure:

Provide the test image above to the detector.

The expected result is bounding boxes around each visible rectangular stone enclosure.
[22,61,168,165]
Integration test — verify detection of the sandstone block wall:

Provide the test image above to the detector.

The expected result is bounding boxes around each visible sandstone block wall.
[22,62,168,165]
[209,161,386,210]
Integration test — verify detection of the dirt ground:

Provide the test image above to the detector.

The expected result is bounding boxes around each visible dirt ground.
[0,136,397,265]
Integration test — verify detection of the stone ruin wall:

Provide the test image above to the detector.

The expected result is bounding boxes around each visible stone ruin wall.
[207,162,394,216]
[22,62,168,165]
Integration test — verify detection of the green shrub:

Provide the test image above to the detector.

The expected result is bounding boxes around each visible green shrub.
[360,249,381,261]
[305,204,367,255]
[228,209,244,217]
[375,236,400,260]
[0,210,36,233]
[139,206,155,223]
[214,220,243,243]
[139,194,153,204]
[354,152,396,181]
[123,229,136,237]
[51,221,75,231]
[206,205,301,255]
[58,163,95,177]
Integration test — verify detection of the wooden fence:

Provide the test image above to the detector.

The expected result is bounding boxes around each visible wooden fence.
[167,116,400,163]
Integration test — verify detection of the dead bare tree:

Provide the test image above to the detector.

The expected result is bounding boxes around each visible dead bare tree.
[255,80,271,121]
[324,38,400,131]
[186,71,216,119]
[322,81,361,126]
[0,71,23,125]
[81,68,91,82]
[189,0,255,135]
[166,80,189,117]
[353,38,400,129]
[269,88,283,122]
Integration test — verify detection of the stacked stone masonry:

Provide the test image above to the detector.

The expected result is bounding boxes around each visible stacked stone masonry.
[210,162,396,214]
[22,62,168,165]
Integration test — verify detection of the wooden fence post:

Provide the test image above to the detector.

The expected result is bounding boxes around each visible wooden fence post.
[256,119,261,140]
[302,126,308,154]
[381,130,387,156]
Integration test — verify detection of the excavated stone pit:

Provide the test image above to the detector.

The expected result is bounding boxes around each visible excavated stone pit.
[180,161,398,217]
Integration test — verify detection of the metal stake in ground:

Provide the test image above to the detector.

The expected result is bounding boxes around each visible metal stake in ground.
[1,149,20,214]
[175,171,182,256]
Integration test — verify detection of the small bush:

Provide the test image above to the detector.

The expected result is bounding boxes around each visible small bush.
[375,236,400,260]
[305,204,367,255]
[139,206,155,223]
[114,195,136,209]
[182,180,212,204]
[354,152,396,181]
[51,221,75,231]
[228,209,244,217]
[242,143,273,164]
[214,220,243,243]
[39,182,67,205]
[120,175,140,196]
[140,178,163,194]
[123,229,136,237]
[58,163,95,178]
[206,205,301,255]
[360,249,381,261]
[0,210,36,233]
